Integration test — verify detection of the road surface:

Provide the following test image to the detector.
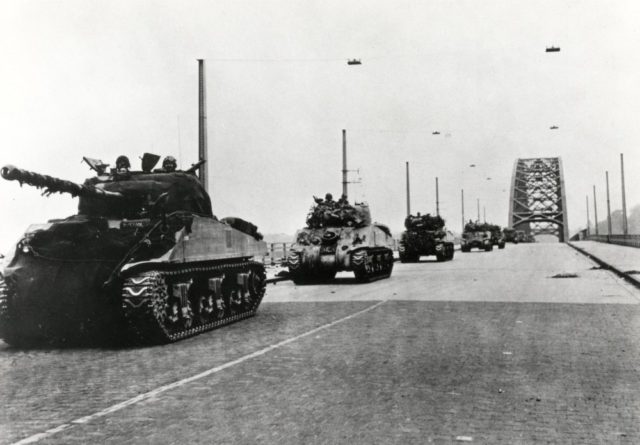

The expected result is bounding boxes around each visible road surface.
[1,243,639,444]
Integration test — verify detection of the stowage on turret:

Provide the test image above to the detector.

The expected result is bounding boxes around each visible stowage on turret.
[398,213,455,262]
[0,154,267,346]
[287,194,394,283]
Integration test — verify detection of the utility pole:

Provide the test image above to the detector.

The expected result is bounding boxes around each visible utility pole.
[593,185,599,235]
[406,162,411,216]
[620,153,628,235]
[586,195,590,237]
[461,189,465,233]
[483,206,486,223]
[197,59,209,193]
[606,171,612,235]
[476,198,480,222]
[435,177,440,216]
[342,129,348,199]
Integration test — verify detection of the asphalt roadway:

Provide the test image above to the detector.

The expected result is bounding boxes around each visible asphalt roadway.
[1,243,639,444]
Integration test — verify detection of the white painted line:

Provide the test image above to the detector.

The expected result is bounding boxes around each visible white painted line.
[12,300,386,445]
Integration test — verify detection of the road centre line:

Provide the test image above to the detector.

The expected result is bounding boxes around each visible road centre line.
[12,300,387,445]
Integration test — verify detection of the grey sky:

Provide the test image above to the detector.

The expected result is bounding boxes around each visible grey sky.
[1,0,638,253]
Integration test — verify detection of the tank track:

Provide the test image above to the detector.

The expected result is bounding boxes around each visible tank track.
[351,248,394,283]
[121,260,266,344]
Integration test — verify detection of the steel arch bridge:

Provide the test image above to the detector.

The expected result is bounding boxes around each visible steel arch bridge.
[508,157,569,242]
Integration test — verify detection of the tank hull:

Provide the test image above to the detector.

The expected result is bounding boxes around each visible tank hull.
[0,215,267,346]
[287,224,394,283]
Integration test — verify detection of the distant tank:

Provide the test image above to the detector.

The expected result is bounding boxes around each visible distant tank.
[488,224,506,249]
[0,158,267,346]
[398,213,454,262]
[502,228,519,244]
[460,221,493,252]
[287,197,394,283]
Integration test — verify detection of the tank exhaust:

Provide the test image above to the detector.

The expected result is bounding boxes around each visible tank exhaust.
[198,59,209,193]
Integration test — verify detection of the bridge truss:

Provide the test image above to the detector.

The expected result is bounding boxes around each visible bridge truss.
[508,157,569,242]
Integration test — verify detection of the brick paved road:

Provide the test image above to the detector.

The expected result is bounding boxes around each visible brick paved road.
[1,243,639,444]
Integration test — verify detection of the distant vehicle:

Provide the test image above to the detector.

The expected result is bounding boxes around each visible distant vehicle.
[461,221,493,252]
[432,131,440,135]
[489,224,506,249]
[550,125,559,129]
[398,213,455,262]
[347,59,362,65]
[287,198,394,283]
[503,228,519,244]
[546,47,560,52]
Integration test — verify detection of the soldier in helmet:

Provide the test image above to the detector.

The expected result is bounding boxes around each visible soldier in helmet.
[162,156,177,172]
[114,155,131,177]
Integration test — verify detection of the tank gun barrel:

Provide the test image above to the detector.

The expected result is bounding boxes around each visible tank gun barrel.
[1,165,123,199]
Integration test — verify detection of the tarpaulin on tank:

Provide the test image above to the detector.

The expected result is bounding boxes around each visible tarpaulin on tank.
[79,172,213,218]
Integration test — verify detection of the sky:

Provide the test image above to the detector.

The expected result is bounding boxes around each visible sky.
[0,0,639,253]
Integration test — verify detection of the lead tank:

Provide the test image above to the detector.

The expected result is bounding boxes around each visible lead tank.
[287,197,394,283]
[0,157,267,346]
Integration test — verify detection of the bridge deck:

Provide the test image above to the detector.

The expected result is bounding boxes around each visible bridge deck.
[1,243,640,444]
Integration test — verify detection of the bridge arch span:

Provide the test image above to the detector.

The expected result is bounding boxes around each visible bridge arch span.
[508,157,569,242]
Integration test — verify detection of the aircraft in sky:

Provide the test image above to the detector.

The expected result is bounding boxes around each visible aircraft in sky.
[546,46,560,52]
[347,59,361,65]
[550,125,559,130]
[432,131,440,135]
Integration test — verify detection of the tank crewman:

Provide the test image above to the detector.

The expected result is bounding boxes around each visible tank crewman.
[162,156,177,172]
[114,155,131,178]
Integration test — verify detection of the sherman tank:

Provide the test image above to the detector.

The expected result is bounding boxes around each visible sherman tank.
[398,213,455,262]
[287,196,394,283]
[0,156,267,346]
[460,221,493,252]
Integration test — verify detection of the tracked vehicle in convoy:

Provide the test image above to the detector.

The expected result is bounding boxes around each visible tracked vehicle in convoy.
[0,157,267,346]
[287,196,394,283]
[398,213,454,262]
[489,224,506,249]
[460,221,493,252]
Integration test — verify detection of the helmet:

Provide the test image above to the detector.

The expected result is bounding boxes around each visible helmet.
[162,156,177,172]
[325,193,333,201]
[115,155,130,170]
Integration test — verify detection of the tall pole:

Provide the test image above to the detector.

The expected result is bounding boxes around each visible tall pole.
[620,153,628,235]
[435,177,440,216]
[342,129,348,199]
[593,185,599,235]
[197,59,209,193]
[461,189,465,233]
[406,162,411,216]
[476,198,480,222]
[483,206,486,223]
[586,195,590,237]
[606,171,612,235]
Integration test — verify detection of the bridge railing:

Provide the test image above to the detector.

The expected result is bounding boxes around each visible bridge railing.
[262,243,293,265]
[587,234,640,248]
